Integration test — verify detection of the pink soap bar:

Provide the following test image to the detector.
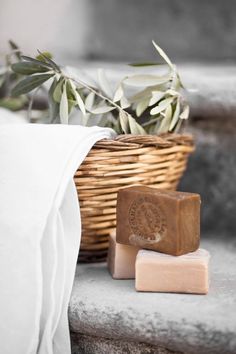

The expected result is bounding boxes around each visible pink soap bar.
[136,248,210,294]
[107,232,140,279]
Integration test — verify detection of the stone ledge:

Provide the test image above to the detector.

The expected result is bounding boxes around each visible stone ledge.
[71,332,179,354]
[69,238,236,354]
[67,62,236,122]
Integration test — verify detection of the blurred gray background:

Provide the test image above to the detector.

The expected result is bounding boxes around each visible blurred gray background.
[0,0,236,63]
[0,0,235,237]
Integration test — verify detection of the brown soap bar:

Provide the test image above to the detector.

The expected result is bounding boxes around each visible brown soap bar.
[116,186,200,256]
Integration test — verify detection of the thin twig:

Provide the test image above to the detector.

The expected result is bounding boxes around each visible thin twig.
[67,75,123,113]
[142,116,162,127]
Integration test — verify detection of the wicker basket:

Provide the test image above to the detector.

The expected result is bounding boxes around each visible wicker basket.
[74,133,194,262]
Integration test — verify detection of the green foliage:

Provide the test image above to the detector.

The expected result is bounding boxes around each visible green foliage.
[48,78,59,122]
[12,74,54,96]
[36,50,61,73]
[36,51,53,62]
[11,61,50,75]
[0,96,27,111]
[117,40,190,133]
[0,41,28,111]
[129,62,163,67]
[6,40,189,134]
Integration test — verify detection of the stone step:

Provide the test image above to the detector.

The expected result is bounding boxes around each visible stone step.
[71,333,177,354]
[177,64,235,236]
[67,62,236,121]
[69,238,236,354]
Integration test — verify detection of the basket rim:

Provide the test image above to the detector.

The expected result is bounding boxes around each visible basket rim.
[94,133,194,150]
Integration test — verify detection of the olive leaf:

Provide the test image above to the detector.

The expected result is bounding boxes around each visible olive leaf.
[150,97,174,115]
[119,110,129,133]
[48,78,59,122]
[113,84,123,102]
[11,61,50,75]
[142,115,163,128]
[136,98,149,117]
[129,120,142,135]
[119,110,146,135]
[59,82,69,124]
[8,40,21,60]
[158,105,173,133]
[37,50,61,73]
[169,99,180,131]
[0,96,27,111]
[124,74,170,87]
[170,69,184,90]
[152,40,174,69]
[179,104,189,120]
[128,61,163,67]
[68,98,76,114]
[21,56,52,70]
[128,114,146,135]
[129,87,152,103]
[85,92,95,110]
[90,105,115,114]
[80,91,94,125]
[36,51,53,62]
[98,69,113,98]
[173,119,182,133]
[69,79,86,115]
[11,73,53,96]
[120,96,130,109]
[166,89,179,96]
[53,78,64,103]
[176,72,184,89]
[149,91,165,106]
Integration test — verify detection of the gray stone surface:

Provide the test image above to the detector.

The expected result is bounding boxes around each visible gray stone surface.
[71,332,179,354]
[69,239,236,354]
[83,0,236,62]
[179,64,236,121]
[180,126,236,237]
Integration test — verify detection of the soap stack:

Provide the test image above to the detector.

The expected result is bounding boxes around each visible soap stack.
[107,186,210,294]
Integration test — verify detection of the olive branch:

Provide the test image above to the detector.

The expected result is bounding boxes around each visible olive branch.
[8,41,189,134]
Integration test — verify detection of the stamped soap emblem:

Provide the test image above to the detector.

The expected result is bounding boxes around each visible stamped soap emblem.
[128,195,166,245]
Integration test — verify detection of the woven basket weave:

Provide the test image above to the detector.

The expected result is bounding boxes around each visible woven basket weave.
[74,133,194,262]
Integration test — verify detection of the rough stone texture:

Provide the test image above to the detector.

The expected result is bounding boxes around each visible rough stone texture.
[179,64,236,122]
[83,0,236,63]
[180,126,236,237]
[69,239,236,354]
[71,332,180,354]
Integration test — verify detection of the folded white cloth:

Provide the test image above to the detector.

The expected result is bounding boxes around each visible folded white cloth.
[0,122,115,354]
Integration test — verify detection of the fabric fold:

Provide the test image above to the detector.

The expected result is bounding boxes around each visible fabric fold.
[0,123,115,354]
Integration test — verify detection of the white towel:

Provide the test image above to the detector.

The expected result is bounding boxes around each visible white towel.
[0,121,115,354]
